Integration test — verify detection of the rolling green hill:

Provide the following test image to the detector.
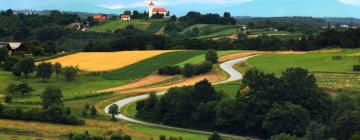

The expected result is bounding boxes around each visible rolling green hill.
[88,19,167,33]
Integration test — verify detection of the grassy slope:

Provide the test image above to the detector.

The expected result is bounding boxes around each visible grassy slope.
[102,51,206,80]
[88,20,150,32]
[88,19,167,33]
[247,49,360,74]
[244,49,360,93]
[1,51,206,103]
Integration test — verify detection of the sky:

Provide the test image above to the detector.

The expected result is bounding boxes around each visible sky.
[1,0,360,17]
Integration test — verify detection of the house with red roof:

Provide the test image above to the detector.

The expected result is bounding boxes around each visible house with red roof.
[93,15,108,21]
[120,15,131,21]
[148,1,169,18]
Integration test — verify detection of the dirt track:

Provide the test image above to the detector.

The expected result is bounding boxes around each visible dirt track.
[98,74,173,93]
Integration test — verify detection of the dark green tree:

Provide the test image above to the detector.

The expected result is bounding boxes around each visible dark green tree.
[4,95,12,104]
[63,66,78,81]
[11,63,22,77]
[3,56,19,71]
[36,62,53,80]
[263,102,310,137]
[54,62,62,79]
[333,111,360,140]
[19,57,35,79]
[109,104,119,121]
[205,50,218,64]
[0,47,8,63]
[90,106,97,117]
[17,82,34,96]
[182,63,194,77]
[41,86,63,109]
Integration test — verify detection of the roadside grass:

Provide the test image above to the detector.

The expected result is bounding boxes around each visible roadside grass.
[214,81,241,99]
[129,124,211,140]
[120,101,138,118]
[176,50,241,66]
[88,20,150,32]
[102,51,206,80]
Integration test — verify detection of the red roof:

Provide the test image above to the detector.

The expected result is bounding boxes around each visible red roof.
[93,15,107,21]
[152,8,167,13]
[121,15,130,18]
[149,1,155,6]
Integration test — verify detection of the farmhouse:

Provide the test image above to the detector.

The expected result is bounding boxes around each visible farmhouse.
[93,15,108,21]
[0,42,25,55]
[120,15,131,21]
[148,1,169,18]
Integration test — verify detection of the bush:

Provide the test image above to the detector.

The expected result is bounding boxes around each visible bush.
[270,133,300,140]
[3,56,19,71]
[205,50,218,64]
[182,63,195,77]
[158,65,181,75]
[6,83,18,94]
[194,61,213,75]
[353,65,360,72]
[63,66,79,81]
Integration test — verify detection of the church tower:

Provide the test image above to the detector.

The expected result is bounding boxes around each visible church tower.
[148,1,155,17]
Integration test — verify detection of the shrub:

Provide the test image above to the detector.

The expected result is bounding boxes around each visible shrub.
[270,133,300,140]
[36,62,53,80]
[63,66,79,81]
[4,95,12,104]
[205,50,218,64]
[158,65,181,75]
[182,63,195,77]
[353,65,360,72]
[3,56,20,71]
[6,83,18,94]
[194,61,213,75]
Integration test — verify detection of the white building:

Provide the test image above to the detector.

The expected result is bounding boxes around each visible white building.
[340,25,349,29]
[148,1,169,18]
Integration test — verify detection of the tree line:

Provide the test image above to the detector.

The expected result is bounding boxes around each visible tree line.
[136,68,360,140]
[0,86,84,125]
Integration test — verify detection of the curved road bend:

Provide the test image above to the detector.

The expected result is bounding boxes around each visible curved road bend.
[105,55,257,140]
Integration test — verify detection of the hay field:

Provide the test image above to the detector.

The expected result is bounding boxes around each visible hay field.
[46,51,175,72]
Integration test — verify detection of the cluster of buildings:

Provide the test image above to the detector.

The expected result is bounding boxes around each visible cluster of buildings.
[92,1,169,22]
[322,24,358,29]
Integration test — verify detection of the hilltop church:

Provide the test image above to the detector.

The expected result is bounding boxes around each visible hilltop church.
[148,1,169,18]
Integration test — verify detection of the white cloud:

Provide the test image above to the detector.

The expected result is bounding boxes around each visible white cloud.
[100,0,254,9]
[338,0,360,6]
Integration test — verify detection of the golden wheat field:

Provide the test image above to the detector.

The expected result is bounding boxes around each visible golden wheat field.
[46,50,176,72]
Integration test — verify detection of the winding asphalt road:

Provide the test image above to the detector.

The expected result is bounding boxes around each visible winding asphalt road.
[104,55,257,139]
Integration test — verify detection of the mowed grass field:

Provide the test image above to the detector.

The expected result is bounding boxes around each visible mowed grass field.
[46,50,175,72]
[247,49,360,74]
[244,49,360,93]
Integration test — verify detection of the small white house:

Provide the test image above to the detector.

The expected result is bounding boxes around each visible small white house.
[121,15,131,21]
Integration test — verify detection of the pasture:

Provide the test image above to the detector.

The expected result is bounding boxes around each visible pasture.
[246,49,360,74]
[46,50,175,72]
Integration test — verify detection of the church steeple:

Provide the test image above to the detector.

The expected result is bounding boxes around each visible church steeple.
[149,1,155,17]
